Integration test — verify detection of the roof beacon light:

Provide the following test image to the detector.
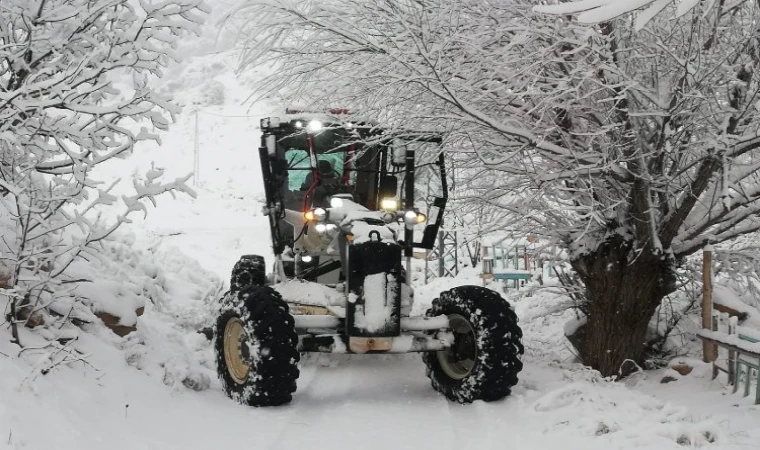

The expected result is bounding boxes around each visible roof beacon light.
[307,120,323,132]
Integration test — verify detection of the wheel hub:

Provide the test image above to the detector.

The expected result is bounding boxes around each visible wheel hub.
[223,317,250,384]
[437,314,478,380]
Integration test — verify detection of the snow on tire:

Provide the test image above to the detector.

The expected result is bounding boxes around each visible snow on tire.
[230,254,267,292]
[214,285,300,406]
[422,285,524,403]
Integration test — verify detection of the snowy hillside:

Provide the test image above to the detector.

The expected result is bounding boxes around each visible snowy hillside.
[2,6,760,450]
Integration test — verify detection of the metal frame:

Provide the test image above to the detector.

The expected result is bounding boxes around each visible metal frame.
[425,230,459,284]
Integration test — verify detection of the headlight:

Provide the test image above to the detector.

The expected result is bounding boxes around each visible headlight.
[301,255,313,263]
[380,197,400,211]
[330,197,344,208]
[315,223,337,234]
[304,208,328,222]
[403,210,427,226]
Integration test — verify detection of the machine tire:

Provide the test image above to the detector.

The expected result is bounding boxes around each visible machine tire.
[422,285,524,403]
[230,255,267,292]
[214,286,300,406]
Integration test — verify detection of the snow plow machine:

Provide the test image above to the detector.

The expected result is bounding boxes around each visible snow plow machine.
[213,111,524,406]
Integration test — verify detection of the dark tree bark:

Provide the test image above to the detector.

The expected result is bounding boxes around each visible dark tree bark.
[9,296,20,346]
[572,237,677,377]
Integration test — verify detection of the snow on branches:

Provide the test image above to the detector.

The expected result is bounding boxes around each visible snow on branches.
[533,1,760,33]
[534,0,729,31]
[236,0,760,260]
[0,0,208,343]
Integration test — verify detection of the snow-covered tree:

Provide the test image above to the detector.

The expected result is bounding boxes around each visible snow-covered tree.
[233,0,760,376]
[0,0,208,343]
[534,0,728,31]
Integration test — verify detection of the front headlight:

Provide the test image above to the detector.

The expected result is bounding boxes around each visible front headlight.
[314,207,327,221]
[304,207,328,222]
[403,210,427,226]
[315,223,338,234]
[380,197,400,211]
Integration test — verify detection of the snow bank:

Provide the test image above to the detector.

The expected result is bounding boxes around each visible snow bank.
[61,230,221,329]
[563,313,587,336]
[531,381,721,447]
[0,226,223,446]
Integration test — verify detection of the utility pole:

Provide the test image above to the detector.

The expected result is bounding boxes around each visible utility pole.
[193,109,200,186]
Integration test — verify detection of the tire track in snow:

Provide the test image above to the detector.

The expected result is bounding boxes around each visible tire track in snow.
[262,355,459,450]
[263,356,355,450]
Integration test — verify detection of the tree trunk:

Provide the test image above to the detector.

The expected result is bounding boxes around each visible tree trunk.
[572,237,676,377]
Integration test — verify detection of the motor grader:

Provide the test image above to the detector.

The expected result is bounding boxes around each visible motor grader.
[214,111,524,406]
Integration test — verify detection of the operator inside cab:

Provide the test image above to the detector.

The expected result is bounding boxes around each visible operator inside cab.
[301,159,353,207]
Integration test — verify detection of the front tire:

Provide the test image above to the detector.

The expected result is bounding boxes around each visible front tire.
[423,285,524,403]
[230,255,267,292]
[214,286,300,406]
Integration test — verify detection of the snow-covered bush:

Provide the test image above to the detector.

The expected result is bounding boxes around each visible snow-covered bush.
[0,0,210,347]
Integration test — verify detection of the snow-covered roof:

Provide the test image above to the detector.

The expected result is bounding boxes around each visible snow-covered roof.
[271,108,379,128]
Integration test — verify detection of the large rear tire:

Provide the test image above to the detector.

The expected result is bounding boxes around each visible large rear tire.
[214,286,300,406]
[422,285,524,403]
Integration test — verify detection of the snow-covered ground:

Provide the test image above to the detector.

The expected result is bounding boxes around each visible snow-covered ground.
[2,24,760,450]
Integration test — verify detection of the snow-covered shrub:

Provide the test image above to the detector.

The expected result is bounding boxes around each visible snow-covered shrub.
[0,0,210,347]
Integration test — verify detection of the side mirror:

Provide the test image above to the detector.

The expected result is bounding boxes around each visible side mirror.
[414,197,446,249]
[379,176,398,198]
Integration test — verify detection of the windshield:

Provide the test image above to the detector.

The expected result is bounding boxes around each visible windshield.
[272,124,385,210]
[284,149,348,191]
[279,127,353,154]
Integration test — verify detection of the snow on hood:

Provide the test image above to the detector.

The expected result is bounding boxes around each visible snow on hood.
[275,279,346,307]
